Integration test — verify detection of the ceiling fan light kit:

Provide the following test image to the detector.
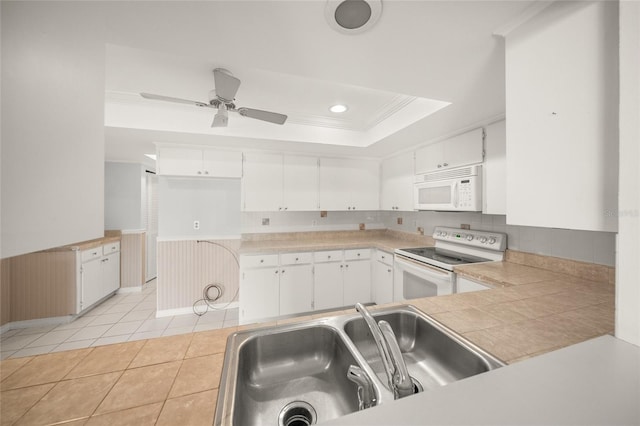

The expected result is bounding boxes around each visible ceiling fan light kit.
[140,68,287,128]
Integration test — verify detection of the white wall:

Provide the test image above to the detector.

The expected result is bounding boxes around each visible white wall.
[105,162,146,230]
[242,210,385,234]
[1,2,105,258]
[158,177,241,239]
[616,1,640,347]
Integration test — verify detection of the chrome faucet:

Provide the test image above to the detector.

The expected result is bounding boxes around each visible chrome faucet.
[346,365,376,410]
[355,303,415,399]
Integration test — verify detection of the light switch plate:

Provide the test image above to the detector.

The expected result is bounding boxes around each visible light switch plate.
[262,218,270,226]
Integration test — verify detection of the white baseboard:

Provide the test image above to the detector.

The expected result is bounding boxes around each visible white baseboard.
[1,315,75,333]
[117,286,143,294]
[156,301,239,318]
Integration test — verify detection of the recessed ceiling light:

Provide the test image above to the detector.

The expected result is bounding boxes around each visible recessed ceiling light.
[144,154,157,161]
[325,0,382,35]
[330,104,348,113]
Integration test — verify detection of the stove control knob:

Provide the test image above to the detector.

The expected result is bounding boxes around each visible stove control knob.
[440,231,447,237]
[479,236,488,243]
[466,235,474,241]
[488,237,497,245]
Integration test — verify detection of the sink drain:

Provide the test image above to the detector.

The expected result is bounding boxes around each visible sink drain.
[278,401,317,426]
[410,376,424,394]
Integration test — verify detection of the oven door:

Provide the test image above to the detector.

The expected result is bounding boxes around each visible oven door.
[393,255,454,302]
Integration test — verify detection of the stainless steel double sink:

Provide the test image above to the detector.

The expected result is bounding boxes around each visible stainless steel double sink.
[214,305,504,426]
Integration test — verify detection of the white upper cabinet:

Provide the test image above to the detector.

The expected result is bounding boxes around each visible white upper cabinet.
[504,1,618,232]
[381,151,415,211]
[414,128,484,174]
[319,157,380,211]
[242,152,283,211]
[243,152,319,212]
[483,120,506,215]
[157,146,242,178]
[282,155,319,211]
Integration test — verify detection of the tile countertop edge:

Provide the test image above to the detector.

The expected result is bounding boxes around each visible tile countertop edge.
[322,335,640,426]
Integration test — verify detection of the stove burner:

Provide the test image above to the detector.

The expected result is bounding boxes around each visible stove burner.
[397,247,491,267]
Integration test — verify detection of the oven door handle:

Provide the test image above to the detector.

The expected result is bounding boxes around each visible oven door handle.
[395,255,451,277]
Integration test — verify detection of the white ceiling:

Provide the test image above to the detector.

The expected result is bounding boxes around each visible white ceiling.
[103,1,535,165]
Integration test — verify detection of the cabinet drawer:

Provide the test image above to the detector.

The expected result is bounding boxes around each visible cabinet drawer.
[280,252,313,265]
[102,242,120,255]
[313,250,343,263]
[344,249,371,261]
[81,248,102,263]
[240,254,279,268]
[376,250,393,265]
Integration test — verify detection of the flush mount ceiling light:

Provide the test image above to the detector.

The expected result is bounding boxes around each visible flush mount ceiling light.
[325,0,382,35]
[329,104,348,113]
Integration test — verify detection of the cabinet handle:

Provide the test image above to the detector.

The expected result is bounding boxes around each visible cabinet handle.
[260,259,264,263]
[197,171,202,175]
[357,253,361,257]
[279,207,282,211]
[275,270,279,274]
[348,207,351,210]
[437,164,442,168]
[295,257,299,261]
[381,255,385,259]
[443,163,448,167]
[345,264,349,268]
[352,206,356,210]
[340,264,343,268]
[204,170,209,175]
[281,269,285,274]
[387,268,392,273]
[327,255,331,259]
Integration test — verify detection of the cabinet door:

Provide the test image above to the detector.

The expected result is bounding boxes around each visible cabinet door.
[318,158,352,211]
[505,1,617,232]
[283,155,318,211]
[157,147,202,176]
[319,158,380,210]
[381,152,414,211]
[313,262,344,310]
[343,260,372,306]
[202,149,242,178]
[240,268,280,323]
[80,258,102,310]
[349,160,380,210]
[414,143,443,174]
[102,252,120,295]
[279,264,314,315]
[373,261,393,305]
[483,120,506,215]
[442,128,484,169]
[242,152,283,211]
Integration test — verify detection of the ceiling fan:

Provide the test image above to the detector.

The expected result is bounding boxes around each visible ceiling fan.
[140,68,287,127]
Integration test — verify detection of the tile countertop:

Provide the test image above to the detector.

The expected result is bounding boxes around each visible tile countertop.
[0,244,616,425]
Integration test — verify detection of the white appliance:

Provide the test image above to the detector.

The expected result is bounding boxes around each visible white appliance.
[414,164,482,211]
[393,226,507,301]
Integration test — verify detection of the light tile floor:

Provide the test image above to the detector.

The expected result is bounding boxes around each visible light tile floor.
[0,279,239,360]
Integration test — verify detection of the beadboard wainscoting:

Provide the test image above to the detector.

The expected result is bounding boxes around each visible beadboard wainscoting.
[156,239,240,316]
[118,231,146,290]
[4,251,77,323]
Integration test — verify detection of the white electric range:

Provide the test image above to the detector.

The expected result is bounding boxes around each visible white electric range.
[393,226,507,300]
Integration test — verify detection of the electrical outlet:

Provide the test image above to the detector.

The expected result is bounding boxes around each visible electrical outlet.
[320,211,328,218]
[461,223,471,230]
[417,226,424,235]
[262,218,270,226]
[397,217,403,225]
[359,223,365,231]
[193,220,200,230]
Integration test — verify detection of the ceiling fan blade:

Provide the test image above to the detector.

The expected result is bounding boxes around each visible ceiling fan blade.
[140,92,213,109]
[237,107,287,125]
[213,68,241,102]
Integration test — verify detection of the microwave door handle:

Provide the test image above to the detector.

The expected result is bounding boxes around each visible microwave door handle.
[453,182,459,208]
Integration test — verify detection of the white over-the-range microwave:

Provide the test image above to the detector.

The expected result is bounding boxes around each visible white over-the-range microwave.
[414,164,482,211]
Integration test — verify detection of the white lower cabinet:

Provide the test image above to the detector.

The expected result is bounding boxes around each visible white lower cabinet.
[313,261,344,311]
[240,248,373,323]
[78,242,121,313]
[279,263,314,316]
[372,250,394,304]
[456,276,491,293]
[240,267,280,322]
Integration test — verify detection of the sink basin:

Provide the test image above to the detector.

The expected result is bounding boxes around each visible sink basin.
[215,306,503,425]
[216,324,365,426]
[344,307,504,392]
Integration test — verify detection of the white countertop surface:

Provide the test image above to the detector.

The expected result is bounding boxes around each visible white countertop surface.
[324,335,640,425]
